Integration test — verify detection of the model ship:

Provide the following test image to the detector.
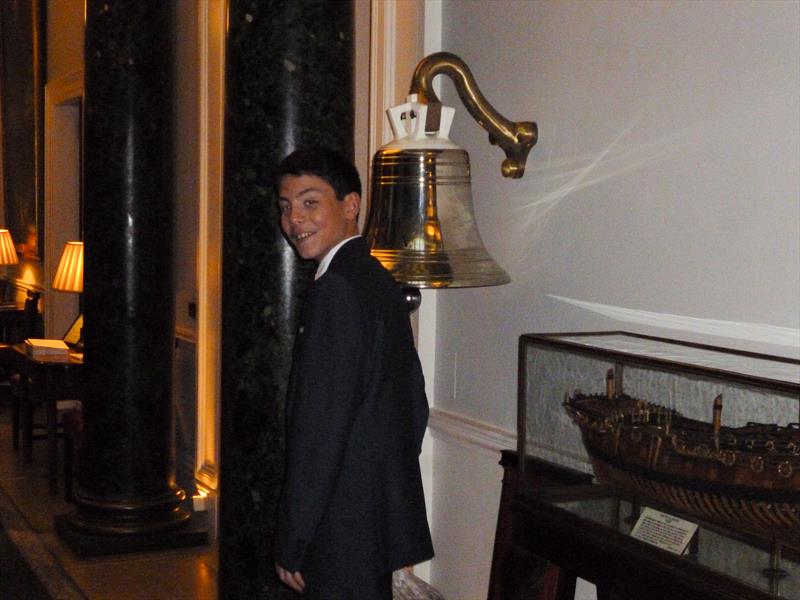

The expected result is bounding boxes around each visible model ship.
[564,370,800,542]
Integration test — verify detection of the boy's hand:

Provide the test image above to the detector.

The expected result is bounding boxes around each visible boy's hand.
[276,563,306,593]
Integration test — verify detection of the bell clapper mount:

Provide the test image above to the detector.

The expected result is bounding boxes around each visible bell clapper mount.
[410,52,538,179]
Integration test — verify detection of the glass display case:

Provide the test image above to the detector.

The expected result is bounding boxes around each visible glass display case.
[517,332,800,570]
[518,331,799,476]
[485,332,800,599]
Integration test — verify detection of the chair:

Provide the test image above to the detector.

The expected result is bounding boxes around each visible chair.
[8,310,82,498]
[59,399,82,502]
[0,290,42,447]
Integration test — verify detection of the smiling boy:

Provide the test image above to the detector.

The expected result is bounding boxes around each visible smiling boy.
[273,148,433,599]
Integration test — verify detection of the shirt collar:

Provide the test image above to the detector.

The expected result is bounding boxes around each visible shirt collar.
[315,235,360,279]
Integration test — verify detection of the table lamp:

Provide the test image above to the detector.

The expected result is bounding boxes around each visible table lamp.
[52,241,83,293]
[0,229,20,307]
[0,229,19,266]
[52,241,83,348]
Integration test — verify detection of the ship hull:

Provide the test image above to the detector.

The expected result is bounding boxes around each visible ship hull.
[567,392,800,543]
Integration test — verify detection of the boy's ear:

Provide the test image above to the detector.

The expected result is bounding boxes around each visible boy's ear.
[343,192,361,221]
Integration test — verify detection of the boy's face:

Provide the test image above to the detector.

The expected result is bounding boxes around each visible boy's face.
[278,174,360,263]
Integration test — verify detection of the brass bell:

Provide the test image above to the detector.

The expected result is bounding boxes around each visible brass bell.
[365,95,510,288]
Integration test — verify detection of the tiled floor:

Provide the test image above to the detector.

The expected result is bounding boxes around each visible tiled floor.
[0,397,218,600]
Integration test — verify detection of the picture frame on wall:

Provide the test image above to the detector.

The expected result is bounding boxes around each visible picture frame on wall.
[0,0,45,261]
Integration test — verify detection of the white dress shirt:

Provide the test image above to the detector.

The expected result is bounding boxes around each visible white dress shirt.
[315,235,361,280]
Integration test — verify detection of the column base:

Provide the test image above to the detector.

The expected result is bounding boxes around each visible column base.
[54,506,209,558]
[65,485,191,535]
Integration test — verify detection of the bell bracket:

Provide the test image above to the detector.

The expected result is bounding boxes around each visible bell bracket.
[409,52,538,179]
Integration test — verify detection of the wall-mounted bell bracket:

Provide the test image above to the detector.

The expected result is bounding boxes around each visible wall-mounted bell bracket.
[409,52,538,178]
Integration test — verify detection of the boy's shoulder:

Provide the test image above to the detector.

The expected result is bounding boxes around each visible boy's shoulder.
[330,240,393,281]
[326,240,401,302]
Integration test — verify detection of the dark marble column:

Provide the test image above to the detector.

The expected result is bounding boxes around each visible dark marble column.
[219,1,354,598]
[56,1,197,551]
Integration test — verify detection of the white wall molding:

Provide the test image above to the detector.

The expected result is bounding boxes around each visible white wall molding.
[353,0,371,192]
[43,71,83,338]
[429,408,516,455]
[194,0,225,495]
[367,0,429,579]
[368,0,424,158]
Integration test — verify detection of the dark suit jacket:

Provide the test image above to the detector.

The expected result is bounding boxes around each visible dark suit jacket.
[275,236,434,582]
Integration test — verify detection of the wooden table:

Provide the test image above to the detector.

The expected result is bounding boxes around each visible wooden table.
[489,451,798,600]
[9,343,82,495]
[0,303,27,341]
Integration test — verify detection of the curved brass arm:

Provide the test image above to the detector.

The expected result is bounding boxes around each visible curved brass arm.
[410,52,538,178]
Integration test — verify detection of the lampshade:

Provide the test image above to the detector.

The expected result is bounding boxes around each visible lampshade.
[0,229,19,265]
[52,241,83,292]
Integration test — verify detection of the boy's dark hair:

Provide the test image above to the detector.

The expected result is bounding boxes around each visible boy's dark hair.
[273,147,362,200]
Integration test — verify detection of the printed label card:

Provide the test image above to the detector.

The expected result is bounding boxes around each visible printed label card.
[630,507,698,555]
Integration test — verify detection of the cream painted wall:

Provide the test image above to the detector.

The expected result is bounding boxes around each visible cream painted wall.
[5,0,84,297]
[173,0,200,336]
[429,1,800,598]
[43,1,199,336]
[42,1,84,334]
[47,0,84,83]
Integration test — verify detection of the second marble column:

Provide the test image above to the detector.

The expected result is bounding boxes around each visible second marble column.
[58,1,187,542]
[218,1,355,597]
